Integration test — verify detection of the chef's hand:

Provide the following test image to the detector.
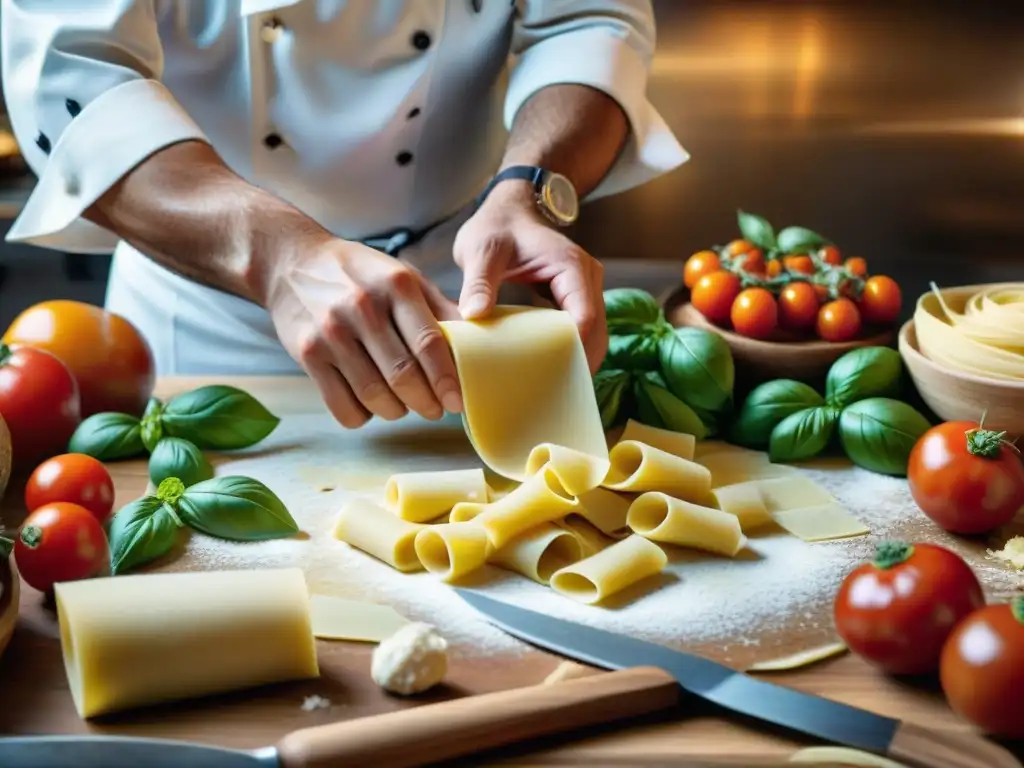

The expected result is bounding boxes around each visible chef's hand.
[264,235,463,428]
[453,183,608,373]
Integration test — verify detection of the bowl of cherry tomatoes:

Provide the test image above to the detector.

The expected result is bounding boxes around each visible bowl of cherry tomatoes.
[663,214,901,381]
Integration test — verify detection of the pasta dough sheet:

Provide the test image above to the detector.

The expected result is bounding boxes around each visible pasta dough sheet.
[557,515,615,557]
[415,523,493,583]
[550,535,668,605]
[771,502,870,542]
[333,499,423,572]
[490,523,583,584]
[576,487,632,537]
[55,569,320,719]
[385,468,488,522]
[604,441,712,500]
[710,481,773,531]
[627,492,747,557]
[439,307,609,481]
[309,594,410,642]
[526,443,610,496]
[619,419,696,460]
[473,465,578,549]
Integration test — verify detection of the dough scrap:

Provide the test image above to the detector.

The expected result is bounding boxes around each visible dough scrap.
[309,594,409,643]
[371,622,448,696]
[747,641,848,672]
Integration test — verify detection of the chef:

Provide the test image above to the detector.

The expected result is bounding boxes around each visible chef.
[1,0,687,429]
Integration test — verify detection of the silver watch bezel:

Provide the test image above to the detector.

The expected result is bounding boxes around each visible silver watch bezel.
[537,171,579,227]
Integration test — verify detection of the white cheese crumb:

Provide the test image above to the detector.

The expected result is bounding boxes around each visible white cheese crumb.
[371,622,448,696]
[988,536,1024,570]
[300,695,331,711]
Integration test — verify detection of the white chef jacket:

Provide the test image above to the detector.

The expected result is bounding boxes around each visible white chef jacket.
[1,0,688,374]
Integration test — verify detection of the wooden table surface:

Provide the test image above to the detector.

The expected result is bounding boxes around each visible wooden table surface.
[1,376,1021,767]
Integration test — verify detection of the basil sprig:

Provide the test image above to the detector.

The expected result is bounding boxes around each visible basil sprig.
[149,437,214,488]
[838,398,932,476]
[107,475,299,575]
[68,412,146,461]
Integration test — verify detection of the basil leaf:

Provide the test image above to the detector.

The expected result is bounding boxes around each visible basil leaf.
[161,385,280,450]
[603,288,661,335]
[140,397,165,452]
[593,369,629,430]
[769,406,838,463]
[634,371,708,439]
[178,475,298,541]
[777,226,829,255]
[838,398,932,476]
[737,209,777,250]
[604,334,660,371]
[108,497,181,575]
[658,327,734,412]
[690,401,723,438]
[68,413,145,461]
[729,379,824,449]
[826,347,903,407]
[149,437,214,488]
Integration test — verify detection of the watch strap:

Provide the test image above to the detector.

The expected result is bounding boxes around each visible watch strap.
[474,165,546,210]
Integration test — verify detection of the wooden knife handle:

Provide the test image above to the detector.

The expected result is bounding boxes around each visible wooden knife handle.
[889,721,1023,768]
[274,665,680,768]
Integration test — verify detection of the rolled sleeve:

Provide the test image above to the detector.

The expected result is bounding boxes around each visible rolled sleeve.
[505,0,689,201]
[1,0,209,253]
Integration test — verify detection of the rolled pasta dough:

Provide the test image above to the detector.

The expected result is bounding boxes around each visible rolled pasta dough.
[333,499,423,572]
[525,443,610,496]
[604,441,712,501]
[414,523,492,583]
[576,487,632,537]
[472,465,578,549]
[627,492,747,557]
[550,535,667,605]
[490,523,583,584]
[385,468,488,523]
[449,501,487,523]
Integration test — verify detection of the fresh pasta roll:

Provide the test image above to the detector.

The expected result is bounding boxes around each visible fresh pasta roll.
[524,443,610,496]
[490,523,583,585]
[385,468,488,523]
[414,523,492,582]
[55,569,320,719]
[550,535,667,605]
[472,465,578,549]
[710,481,773,531]
[576,487,632,538]
[627,492,747,557]
[557,515,614,557]
[333,499,423,572]
[449,501,487,523]
[603,440,712,501]
[619,419,696,460]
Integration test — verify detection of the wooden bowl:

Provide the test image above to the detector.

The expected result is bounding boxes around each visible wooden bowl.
[899,318,1024,439]
[662,286,895,383]
[0,556,19,661]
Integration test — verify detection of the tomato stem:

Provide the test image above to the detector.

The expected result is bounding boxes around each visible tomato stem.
[1012,596,1024,625]
[19,525,42,549]
[872,540,913,569]
[965,427,1016,458]
[0,343,11,367]
[0,536,12,559]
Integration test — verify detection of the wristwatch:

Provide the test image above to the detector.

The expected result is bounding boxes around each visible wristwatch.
[476,165,579,227]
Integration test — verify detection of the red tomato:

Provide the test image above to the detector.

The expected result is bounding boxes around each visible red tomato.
[833,541,985,675]
[14,502,110,593]
[766,258,783,278]
[844,256,868,277]
[819,245,842,265]
[783,255,816,275]
[940,597,1024,738]
[816,297,862,342]
[691,271,742,326]
[730,288,778,339]
[907,421,1024,534]
[683,250,721,289]
[0,343,82,469]
[736,249,765,275]
[777,281,820,332]
[3,300,155,417]
[859,275,902,325]
[725,239,753,256]
[25,454,116,524]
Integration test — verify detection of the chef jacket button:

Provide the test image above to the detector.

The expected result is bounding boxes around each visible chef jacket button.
[472,0,483,11]
[35,132,51,154]
[64,174,80,196]
[261,16,285,43]
[395,151,414,166]
[407,107,421,119]
[65,98,82,118]
[263,133,284,149]
[411,31,432,51]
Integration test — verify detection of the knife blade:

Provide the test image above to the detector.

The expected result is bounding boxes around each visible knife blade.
[0,735,276,768]
[455,588,1023,768]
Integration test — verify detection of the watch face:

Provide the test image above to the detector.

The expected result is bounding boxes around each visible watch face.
[542,173,579,224]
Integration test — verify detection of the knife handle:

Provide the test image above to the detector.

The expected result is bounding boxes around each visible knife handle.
[889,721,1022,768]
[274,666,680,768]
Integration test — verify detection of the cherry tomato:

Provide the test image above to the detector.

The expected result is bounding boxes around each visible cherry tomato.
[14,502,110,594]
[777,281,820,332]
[859,275,902,325]
[833,541,984,675]
[725,239,753,256]
[683,250,721,289]
[736,248,765,275]
[819,245,842,265]
[730,288,778,339]
[908,421,1024,535]
[3,300,155,417]
[783,255,815,275]
[845,256,867,277]
[766,259,783,278]
[691,271,742,326]
[940,597,1024,738]
[0,343,81,470]
[816,297,862,342]
[25,453,116,524]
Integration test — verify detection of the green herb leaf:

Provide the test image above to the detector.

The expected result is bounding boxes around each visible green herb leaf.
[825,347,903,408]
[108,497,182,575]
[603,288,662,335]
[729,380,825,449]
[838,398,932,476]
[161,385,280,450]
[776,226,829,255]
[604,334,660,371]
[140,397,165,453]
[178,475,299,541]
[149,437,214,488]
[68,413,145,461]
[658,327,735,413]
[769,406,838,463]
[737,209,777,250]
[690,401,724,438]
[634,371,708,439]
[593,369,630,430]
[0,536,12,559]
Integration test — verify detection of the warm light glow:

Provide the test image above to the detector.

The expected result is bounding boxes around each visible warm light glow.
[792,15,823,119]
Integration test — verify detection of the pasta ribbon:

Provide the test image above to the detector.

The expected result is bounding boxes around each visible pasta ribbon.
[333,499,423,572]
[525,443,610,496]
[385,468,488,523]
[414,523,492,583]
[550,535,667,605]
[490,523,584,585]
[619,419,696,460]
[710,481,773,531]
[604,440,712,500]
[627,492,747,557]
[472,464,578,549]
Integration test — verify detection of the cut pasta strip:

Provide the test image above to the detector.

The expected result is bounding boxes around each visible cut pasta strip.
[618,419,696,460]
[384,468,489,523]
[756,476,834,511]
[413,523,492,583]
[575,487,632,538]
[473,465,578,549]
[627,492,747,557]
[710,481,773,531]
[603,440,712,501]
[449,501,487,523]
[557,515,614,557]
[333,499,423,572]
[747,641,848,672]
[490,523,583,585]
[308,595,410,643]
[788,746,909,767]
[698,447,798,489]
[525,443,610,496]
[771,502,869,542]
[550,535,667,605]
